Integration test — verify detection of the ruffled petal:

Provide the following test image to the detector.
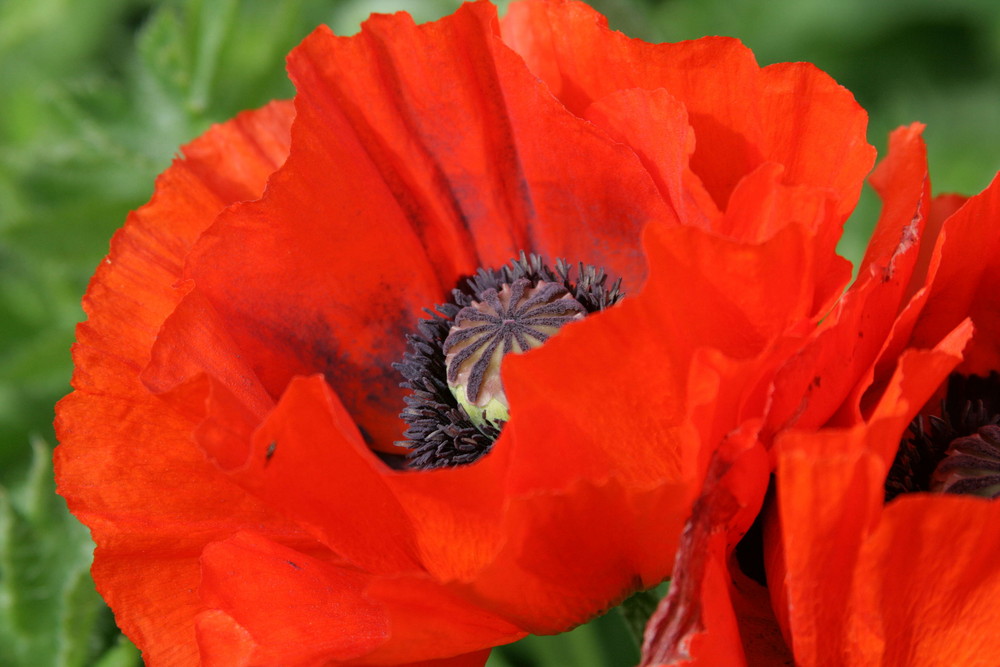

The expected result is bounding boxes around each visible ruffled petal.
[185,2,670,450]
[639,425,775,666]
[202,372,517,591]
[907,172,1000,374]
[581,87,719,228]
[502,218,817,496]
[362,575,524,664]
[910,193,967,294]
[197,532,522,665]
[198,532,388,665]
[140,285,276,472]
[502,0,874,220]
[142,285,273,421]
[69,101,293,398]
[229,375,425,574]
[55,103,298,664]
[848,495,1000,665]
[719,163,851,314]
[764,124,931,435]
[196,610,256,667]
[386,449,512,583]
[767,424,887,664]
[769,417,1000,667]
[766,323,973,665]
[487,202,825,629]
[454,475,694,633]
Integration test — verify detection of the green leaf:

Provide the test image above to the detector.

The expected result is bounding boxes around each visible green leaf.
[616,582,670,648]
[0,438,126,667]
[93,635,142,667]
[487,607,641,667]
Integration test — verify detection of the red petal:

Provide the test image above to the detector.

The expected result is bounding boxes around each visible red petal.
[764,124,931,435]
[69,101,292,399]
[55,102,296,663]
[636,221,819,360]
[195,611,255,667]
[198,532,521,665]
[457,475,693,633]
[489,214,821,629]
[910,193,967,295]
[400,653,492,667]
[142,285,272,420]
[139,285,276,471]
[502,0,874,217]
[718,162,851,313]
[230,375,425,574]
[858,124,931,282]
[223,374,516,586]
[767,325,972,664]
[198,532,388,665]
[363,575,524,664]
[386,448,513,583]
[770,419,1000,666]
[849,495,1000,664]
[582,87,719,228]
[908,172,1000,374]
[186,3,669,450]
[640,426,774,666]
[755,62,874,222]
[769,425,890,663]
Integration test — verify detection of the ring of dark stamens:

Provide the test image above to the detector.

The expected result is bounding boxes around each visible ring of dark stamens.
[394,252,624,470]
[932,425,1000,497]
[885,372,1000,502]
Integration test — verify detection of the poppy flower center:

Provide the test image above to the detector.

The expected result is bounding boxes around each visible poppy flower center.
[444,278,586,431]
[885,372,1000,501]
[395,253,623,470]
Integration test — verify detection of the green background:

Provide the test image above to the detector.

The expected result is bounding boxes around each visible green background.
[1,0,997,664]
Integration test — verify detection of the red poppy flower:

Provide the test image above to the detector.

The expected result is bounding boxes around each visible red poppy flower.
[642,125,1000,665]
[55,1,873,664]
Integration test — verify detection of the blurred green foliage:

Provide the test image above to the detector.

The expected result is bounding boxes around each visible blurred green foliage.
[0,438,129,665]
[0,0,996,663]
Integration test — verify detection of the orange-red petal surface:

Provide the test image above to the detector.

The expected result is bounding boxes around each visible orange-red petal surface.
[640,426,773,667]
[643,100,1000,664]
[55,102,299,664]
[904,173,1000,374]
[185,2,670,450]
[847,495,1000,666]
[494,180,841,632]
[502,0,874,221]
[768,323,976,666]
[581,87,718,228]
[764,124,932,435]
[198,532,388,665]
[758,134,1000,666]
[57,1,896,663]
[765,242,992,667]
